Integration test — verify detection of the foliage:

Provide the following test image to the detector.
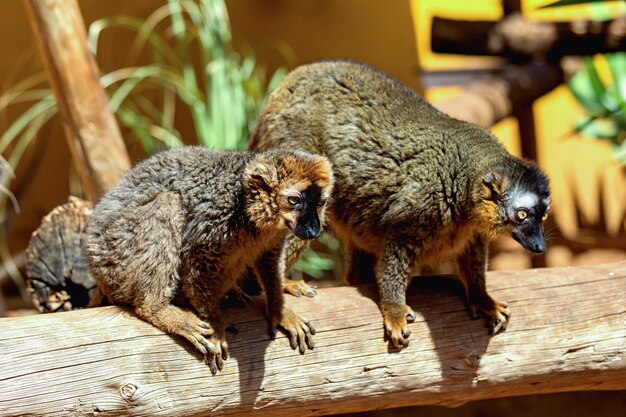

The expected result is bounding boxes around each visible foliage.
[0,0,337,292]
[568,53,626,163]
[539,0,623,9]
[89,0,286,152]
[548,0,626,163]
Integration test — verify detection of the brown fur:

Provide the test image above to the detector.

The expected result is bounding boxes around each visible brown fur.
[251,61,551,348]
[86,147,332,373]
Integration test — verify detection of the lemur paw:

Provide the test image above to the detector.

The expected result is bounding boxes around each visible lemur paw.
[283,279,317,298]
[204,336,229,375]
[470,299,511,334]
[381,301,416,349]
[269,307,316,354]
[178,319,216,356]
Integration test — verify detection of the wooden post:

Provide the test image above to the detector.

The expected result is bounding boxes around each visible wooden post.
[431,15,626,59]
[434,62,563,129]
[23,0,131,201]
[502,0,545,268]
[1,262,625,416]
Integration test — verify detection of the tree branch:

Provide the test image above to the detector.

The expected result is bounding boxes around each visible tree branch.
[2,262,625,416]
[435,62,563,128]
[23,0,131,201]
[432,14,626,60]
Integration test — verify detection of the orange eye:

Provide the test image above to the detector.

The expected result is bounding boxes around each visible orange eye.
[287,196,300,205]
[516,209,528,221]
[542,213,549,221]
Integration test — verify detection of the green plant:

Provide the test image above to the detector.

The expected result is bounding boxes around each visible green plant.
[89,0,286,152]
[538,0,626,163]
[1,0,339,288]
[568,53,626,163]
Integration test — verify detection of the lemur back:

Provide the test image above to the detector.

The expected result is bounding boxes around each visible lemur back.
[252,61,550,348]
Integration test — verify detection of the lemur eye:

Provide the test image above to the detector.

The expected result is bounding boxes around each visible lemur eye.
[287,195,300,205]
[542,212,549,221]
[516,209,529,222]
[317,198,326,207]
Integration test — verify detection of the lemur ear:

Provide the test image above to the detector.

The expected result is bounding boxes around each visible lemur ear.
[482,172,509,201]
[246,161,278,189]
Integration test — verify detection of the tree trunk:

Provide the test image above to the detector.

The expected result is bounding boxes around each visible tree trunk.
[23,0,131,201]
[25,196,95,313]
[1,262,625,416]
[432,14,626,61]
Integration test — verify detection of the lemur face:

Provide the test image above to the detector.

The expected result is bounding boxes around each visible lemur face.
[245,151,333,240]
[505,189,550,254]
[279,183,329,240]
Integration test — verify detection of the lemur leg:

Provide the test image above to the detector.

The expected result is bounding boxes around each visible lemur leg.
[124,193,215,360]
[344,242,377,286]
[180,255,232,375]
[281,233,316,297]
[457,235,510,334]
[256,246,315,354]
[377,239,417,349]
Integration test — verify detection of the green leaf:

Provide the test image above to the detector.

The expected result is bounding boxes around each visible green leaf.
[89,15,180,66]
[569,58,607,115]
[576,117,620,140]
[294,249,334,279]
[606,53,626,104]
[584,57,607,101]
[0,97,56,154]
[538,0,622,9]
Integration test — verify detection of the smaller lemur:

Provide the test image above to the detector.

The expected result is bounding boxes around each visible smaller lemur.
[85,147,333,374]
[251,61,551,349]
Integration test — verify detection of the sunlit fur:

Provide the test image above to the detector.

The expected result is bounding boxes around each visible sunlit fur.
[86,146,332,374]
[245,151,333,234]
[251,60,552,347]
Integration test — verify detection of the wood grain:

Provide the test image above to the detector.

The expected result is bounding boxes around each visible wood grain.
[25,197,96,313]
[1,262,625,416]
[24,0,131,201]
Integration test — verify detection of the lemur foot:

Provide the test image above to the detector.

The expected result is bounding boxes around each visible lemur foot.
[381,301,416,349]
[269,307,316,354]
[283,279,317,298]
[204,335,229,375]
[469,296,511,334]
[175,318,216,356]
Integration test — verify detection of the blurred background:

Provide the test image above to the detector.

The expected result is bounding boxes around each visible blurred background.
[0,0,625,415]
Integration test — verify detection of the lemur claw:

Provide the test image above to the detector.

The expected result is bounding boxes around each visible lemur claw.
[381,302,415,349]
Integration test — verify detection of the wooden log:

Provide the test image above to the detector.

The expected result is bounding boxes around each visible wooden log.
[25,197,95,313]
[432,14,626,60]
[23,0,131,201]
[1,262,624,416]
[434,62,563,128]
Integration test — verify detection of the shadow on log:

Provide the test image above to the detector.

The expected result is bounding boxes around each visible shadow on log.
[1,262,625,416]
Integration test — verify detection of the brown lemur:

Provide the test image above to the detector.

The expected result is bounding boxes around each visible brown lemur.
[251,61,551,349]
[85,146,333,374]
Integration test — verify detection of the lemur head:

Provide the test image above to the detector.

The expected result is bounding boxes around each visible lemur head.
[478,160,551,253]
[244,150,333,240]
